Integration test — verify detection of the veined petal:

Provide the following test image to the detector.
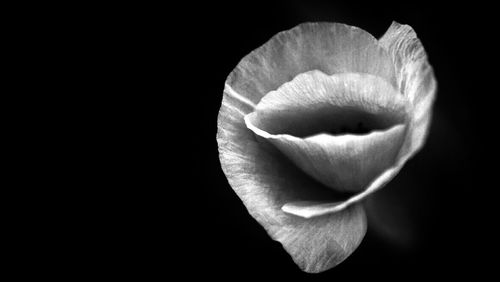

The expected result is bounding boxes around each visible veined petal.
[379,22,437,160]
[245,71,408,193]
[225,22,397,108]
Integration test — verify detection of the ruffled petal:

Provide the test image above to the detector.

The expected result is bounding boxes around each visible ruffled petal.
[379,22,437,160]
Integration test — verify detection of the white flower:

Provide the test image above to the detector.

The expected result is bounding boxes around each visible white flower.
[217,22,436,273]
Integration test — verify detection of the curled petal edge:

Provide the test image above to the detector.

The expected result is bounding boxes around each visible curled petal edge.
[281,162,405,218]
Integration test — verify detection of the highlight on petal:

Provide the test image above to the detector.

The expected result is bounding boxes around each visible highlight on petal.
[245,71,408,194]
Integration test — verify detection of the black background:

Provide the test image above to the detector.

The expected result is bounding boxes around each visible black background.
[7,1,496,279]
[177,0,494,279]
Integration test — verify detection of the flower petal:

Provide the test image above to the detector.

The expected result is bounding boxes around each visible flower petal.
[379,22,437,160]
[245,71,408,193]
[226,22,396,107]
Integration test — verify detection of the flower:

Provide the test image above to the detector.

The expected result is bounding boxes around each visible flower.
[217,22,436,273]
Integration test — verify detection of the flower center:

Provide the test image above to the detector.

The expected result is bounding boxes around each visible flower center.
[266,105,403,138]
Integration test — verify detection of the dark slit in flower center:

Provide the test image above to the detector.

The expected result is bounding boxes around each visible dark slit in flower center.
[318,109,386,137]
[255,105,405,138]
